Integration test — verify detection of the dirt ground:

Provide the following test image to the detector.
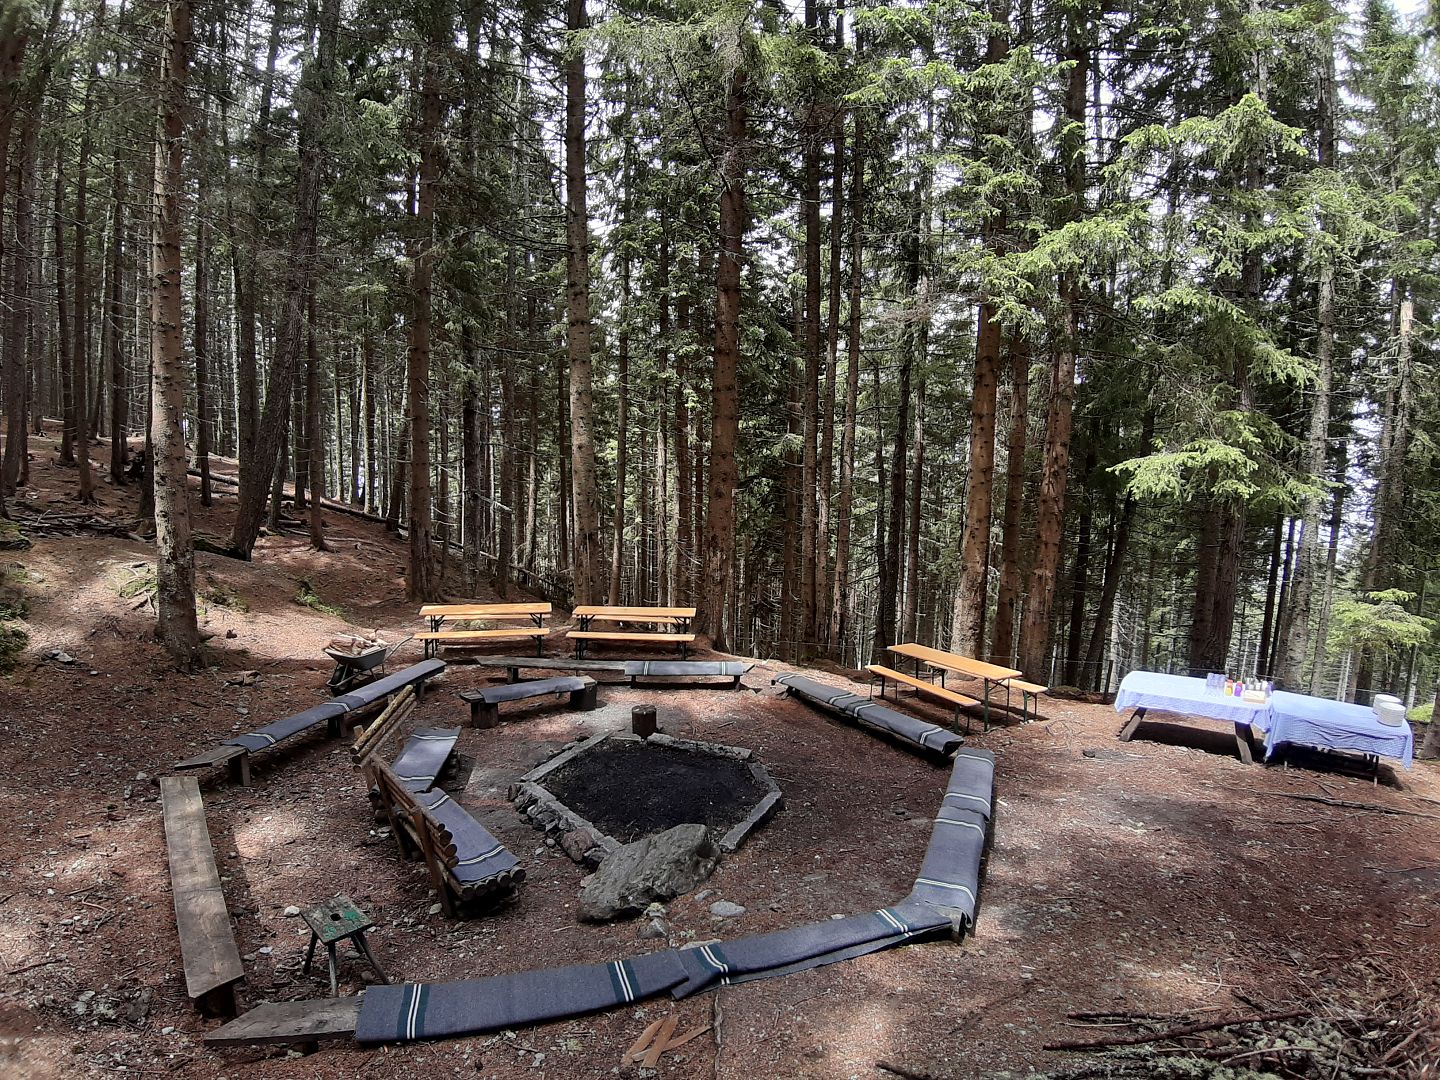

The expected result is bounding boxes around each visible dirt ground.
[1,434,1438,1080]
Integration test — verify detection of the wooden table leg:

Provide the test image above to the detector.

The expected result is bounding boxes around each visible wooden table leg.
[303,932,319,975]
[326,942,340,998]
[1118,707,1146,741]
[1233,723,1254,764]
[353,930,388,985]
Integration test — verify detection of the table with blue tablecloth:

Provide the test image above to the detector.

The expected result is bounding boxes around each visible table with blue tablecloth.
[1114,671,1271,762]
[1263,691,1414,769]
[1115,671,1416,770]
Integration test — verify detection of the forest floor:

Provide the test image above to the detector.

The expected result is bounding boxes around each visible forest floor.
[1,432,1438,1080]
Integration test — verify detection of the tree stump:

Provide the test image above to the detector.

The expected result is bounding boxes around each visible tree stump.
[632,704,658,739]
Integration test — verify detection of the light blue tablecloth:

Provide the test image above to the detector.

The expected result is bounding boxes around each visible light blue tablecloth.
[1114,671,1270,726]
[1267,691,1414,769]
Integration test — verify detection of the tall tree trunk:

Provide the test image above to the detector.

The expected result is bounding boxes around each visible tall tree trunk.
[406,16,446,602]
[904,374,925,641]
[227,0,340,557]
[53,150,75,471]
[798,0,823,653]
[1256,513,1283,676]
[72,0,104,505]
[1308,452,1346,694]
[2,14,34,497]
[565,0,602,606]
[150,0,201,668]
[106,146,127,483]
[194,133,213,507]
[830,113,863,660]
[1062,441,1096,686]
[306,291,326,550]
[700,62,749,651]
[818,111,844,643]
[955,12,1011,657]
[2,89,39,499]
[1016,10,1085,681]
[461,328,481,592]
[989,334,1028,666]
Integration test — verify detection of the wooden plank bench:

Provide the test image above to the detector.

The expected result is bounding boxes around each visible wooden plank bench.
[458,676,598,728]
[624,660,748,689]
[567,630,696,658]
[568,605,696,659]
[160,776,245,1017]
[174,659,445,787]
[1001,678,1048,723]
[866,665,981,730]
[362,757,524,916]
[463,655,629,683]
[419,603,551,658]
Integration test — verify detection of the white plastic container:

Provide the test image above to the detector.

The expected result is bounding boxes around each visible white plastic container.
[1373,699,1406,728]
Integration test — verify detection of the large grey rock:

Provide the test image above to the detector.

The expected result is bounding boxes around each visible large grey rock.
[578,824,718,922]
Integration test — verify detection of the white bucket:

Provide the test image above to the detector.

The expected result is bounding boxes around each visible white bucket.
[1374,700,1406,728]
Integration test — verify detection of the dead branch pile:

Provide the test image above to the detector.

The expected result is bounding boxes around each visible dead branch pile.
[1041,955,1439,1080]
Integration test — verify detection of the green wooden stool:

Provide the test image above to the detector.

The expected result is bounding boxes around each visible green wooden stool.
[301,895,388,997]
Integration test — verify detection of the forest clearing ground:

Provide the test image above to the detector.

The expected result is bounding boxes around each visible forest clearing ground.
[1,437,1437,1080]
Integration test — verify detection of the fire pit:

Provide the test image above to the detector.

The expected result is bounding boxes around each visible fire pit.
[509,732,782,867]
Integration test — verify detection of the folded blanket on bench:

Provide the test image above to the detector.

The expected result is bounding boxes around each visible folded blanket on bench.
[391,727,460,792]
[225,701,349,752]
[356,950,691,1042]
[774,673,963,757]
[472,676,587,703]
[415,790,521,885]
[334,658,446,711]
[907,749,994,926]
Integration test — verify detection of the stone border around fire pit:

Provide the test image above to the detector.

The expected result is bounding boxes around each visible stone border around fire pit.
[507,731,783,867]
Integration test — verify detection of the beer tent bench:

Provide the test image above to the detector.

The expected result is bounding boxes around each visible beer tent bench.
[567,606,696,658]
[173,658,446,786]
[886,643,1022,731]
[418,603,551,658]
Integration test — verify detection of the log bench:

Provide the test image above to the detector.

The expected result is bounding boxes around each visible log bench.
[624,660,748,689]
[418,603,551,658]
[866,664,981,731]
[362,757,524,915]
[459,676,598,728]
[160,776,245,1017]
[173,659,445,786]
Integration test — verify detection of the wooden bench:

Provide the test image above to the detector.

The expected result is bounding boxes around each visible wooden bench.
[568,605,696,658]
[464,655,629,683]
[866,665,981,730]
[887,643,1022,730]
[1002,678,1048,723]
[174,659,445,786]
[419,603,551,658]
[625,660,748,689]
[362,757,524,916]
[568,630,696,658]
[458,676,598,728]
[160,776,245,1017]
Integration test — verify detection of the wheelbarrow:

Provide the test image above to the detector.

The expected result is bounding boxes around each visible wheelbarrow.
[324,635,411,696]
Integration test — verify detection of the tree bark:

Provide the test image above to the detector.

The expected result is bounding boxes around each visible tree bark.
[989,334,1029,666]
[105,144,127,484]
[700,62,749,651]
[1062,440,1096,686]
[150,0,201,668]
[227,0,341,557]
[305,291,326,550]
[830,113,863,661]
[194,129,213,507]
[565,0,602,606]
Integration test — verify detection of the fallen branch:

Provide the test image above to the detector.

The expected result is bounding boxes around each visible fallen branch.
[1266,792,1440,821]
[877,1061,955,1080]
[1043,1008,1308,1051]
[3,955,65,977]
